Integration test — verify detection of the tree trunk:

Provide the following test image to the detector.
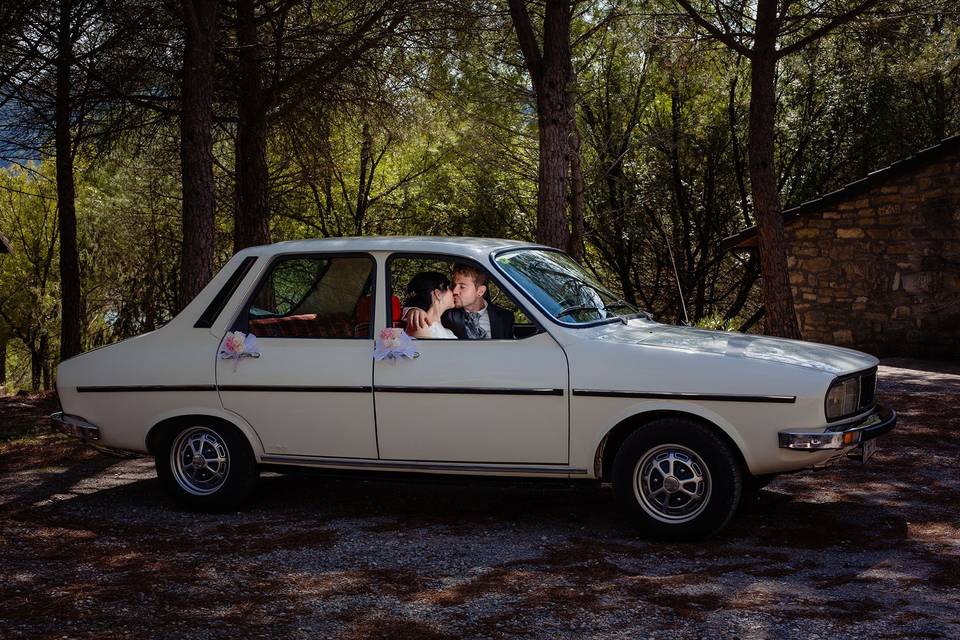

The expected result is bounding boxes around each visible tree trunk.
[30,341,42,392]
[728,75,752,227]
[40,334,49,391]
[508,0,574,251]
[179,0,221,310]
[535,0,573,250]
[234,0,270,251]
[567,114,585,260]
[747,1,801,339]
[536,94,571,250]
[55,0,82,361]
[355,121,372,235]
[0,339,6,389]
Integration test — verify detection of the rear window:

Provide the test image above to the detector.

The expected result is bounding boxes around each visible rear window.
[241,255,375,339]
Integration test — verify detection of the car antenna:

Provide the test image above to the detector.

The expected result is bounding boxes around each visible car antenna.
[665,239,690,325]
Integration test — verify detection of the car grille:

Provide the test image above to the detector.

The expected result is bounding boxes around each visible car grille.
[858,370,877,410]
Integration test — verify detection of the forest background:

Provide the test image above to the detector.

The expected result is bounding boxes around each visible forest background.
[0,0,957,392]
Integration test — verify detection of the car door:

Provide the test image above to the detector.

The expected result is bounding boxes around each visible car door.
[373,257,569,465]
[217,253,378,459]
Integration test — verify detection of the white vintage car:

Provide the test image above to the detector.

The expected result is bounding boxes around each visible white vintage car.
[52,237,895,539]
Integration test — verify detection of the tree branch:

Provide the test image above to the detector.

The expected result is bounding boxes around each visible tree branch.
[776,0,883,58]
[507,0,544,86]
[674,0,753,57]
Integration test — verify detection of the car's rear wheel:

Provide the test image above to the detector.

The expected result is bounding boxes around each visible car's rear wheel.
[613,417,742,540]
[156,422,258,512]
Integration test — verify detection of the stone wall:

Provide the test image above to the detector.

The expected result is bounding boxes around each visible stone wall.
[786,150,960,359]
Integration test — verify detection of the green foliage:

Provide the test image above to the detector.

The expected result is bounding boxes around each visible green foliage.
[693,313,735,332]
[0,164,61,390]
[1,1,958,389]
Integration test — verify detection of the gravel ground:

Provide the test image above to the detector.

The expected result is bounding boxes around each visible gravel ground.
[1,359,958,639]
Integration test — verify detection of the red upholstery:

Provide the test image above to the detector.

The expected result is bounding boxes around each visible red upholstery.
[249,313,352,338]
[389,296,402,327]
[352,295,403,337]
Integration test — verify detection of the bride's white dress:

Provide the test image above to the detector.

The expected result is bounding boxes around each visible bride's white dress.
[424,322,457,339]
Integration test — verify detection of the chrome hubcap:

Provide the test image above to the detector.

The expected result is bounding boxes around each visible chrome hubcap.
[634,444,711,524]
[171,427,230,496]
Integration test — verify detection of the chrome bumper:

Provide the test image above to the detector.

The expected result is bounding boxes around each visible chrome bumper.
[50,412,100,441]
[778,404,896,450]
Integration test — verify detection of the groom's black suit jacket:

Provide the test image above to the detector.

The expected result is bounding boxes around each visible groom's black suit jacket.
[441,303,514,340]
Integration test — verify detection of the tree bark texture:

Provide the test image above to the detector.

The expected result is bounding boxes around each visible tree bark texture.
[0,339,6,388]
[234,0,270,251]
[354,121,373,235]
[567,123,585,260]
[747,0,802,339]
[30,334,48,392]
[508,0,574,251]
[179,0,221,310]
[55,0,82,361]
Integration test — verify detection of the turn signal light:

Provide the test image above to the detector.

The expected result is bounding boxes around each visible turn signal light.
[842,431,861,445]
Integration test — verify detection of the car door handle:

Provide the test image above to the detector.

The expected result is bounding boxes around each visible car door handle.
[413,352,420,359]
[239,352,260,359]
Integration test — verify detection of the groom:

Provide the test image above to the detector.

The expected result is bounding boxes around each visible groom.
[405,263,514,339]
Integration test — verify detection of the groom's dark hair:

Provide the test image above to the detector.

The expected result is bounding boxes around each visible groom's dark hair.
[452,263,487,287]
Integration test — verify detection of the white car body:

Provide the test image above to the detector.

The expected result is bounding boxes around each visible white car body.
[53,237,895,518]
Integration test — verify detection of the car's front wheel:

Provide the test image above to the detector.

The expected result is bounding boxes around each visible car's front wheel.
[613,417,743,540]
[156,422,259,512]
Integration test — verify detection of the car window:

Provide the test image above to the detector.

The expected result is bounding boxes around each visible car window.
[388,255,541,339]
[245,255,374,338]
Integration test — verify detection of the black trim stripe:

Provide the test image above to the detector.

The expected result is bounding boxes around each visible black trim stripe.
[260,455,587,475]
[374,386,563,396]
[77,385,217,393]
[572,389,796,403]
[76,385,562,395]
[219,385,372,393]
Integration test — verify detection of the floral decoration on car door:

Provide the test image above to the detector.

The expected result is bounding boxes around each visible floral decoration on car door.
[219,331,260,370]
[374,327,417,361]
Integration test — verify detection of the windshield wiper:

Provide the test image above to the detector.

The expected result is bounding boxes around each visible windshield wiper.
[603,299,634,312]
[555,304,604,319]
[602,300,637,323]
[557,301,635,324]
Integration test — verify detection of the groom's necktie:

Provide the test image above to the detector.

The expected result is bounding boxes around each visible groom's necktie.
[464,311,489,339]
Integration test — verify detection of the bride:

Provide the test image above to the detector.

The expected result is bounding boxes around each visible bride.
[404,271,457,339]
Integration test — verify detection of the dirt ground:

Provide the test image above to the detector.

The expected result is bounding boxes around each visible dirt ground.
[1,358,958,639]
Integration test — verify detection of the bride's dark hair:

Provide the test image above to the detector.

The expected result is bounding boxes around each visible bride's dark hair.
[405,271,451,312]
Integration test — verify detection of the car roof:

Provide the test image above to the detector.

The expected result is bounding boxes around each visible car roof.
[234,236,546,262]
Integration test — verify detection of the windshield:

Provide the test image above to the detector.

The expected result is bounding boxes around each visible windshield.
[493,249,638,325]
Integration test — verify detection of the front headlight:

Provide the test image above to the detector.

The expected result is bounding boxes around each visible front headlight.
[825,377,859,420]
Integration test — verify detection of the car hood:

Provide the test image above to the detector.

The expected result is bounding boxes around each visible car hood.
[587,319,878,376]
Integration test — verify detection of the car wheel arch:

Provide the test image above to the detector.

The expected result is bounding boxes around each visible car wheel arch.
[145,412,263,459]
[595,409,748,481]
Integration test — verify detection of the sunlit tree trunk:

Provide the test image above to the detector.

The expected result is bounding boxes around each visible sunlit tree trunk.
[508,0,575,250]
[747,1,801,338]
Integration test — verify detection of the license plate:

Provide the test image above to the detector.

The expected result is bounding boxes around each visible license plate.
[858,438,878,464]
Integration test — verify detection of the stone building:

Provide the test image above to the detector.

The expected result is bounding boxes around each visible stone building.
[723,135,960,359]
